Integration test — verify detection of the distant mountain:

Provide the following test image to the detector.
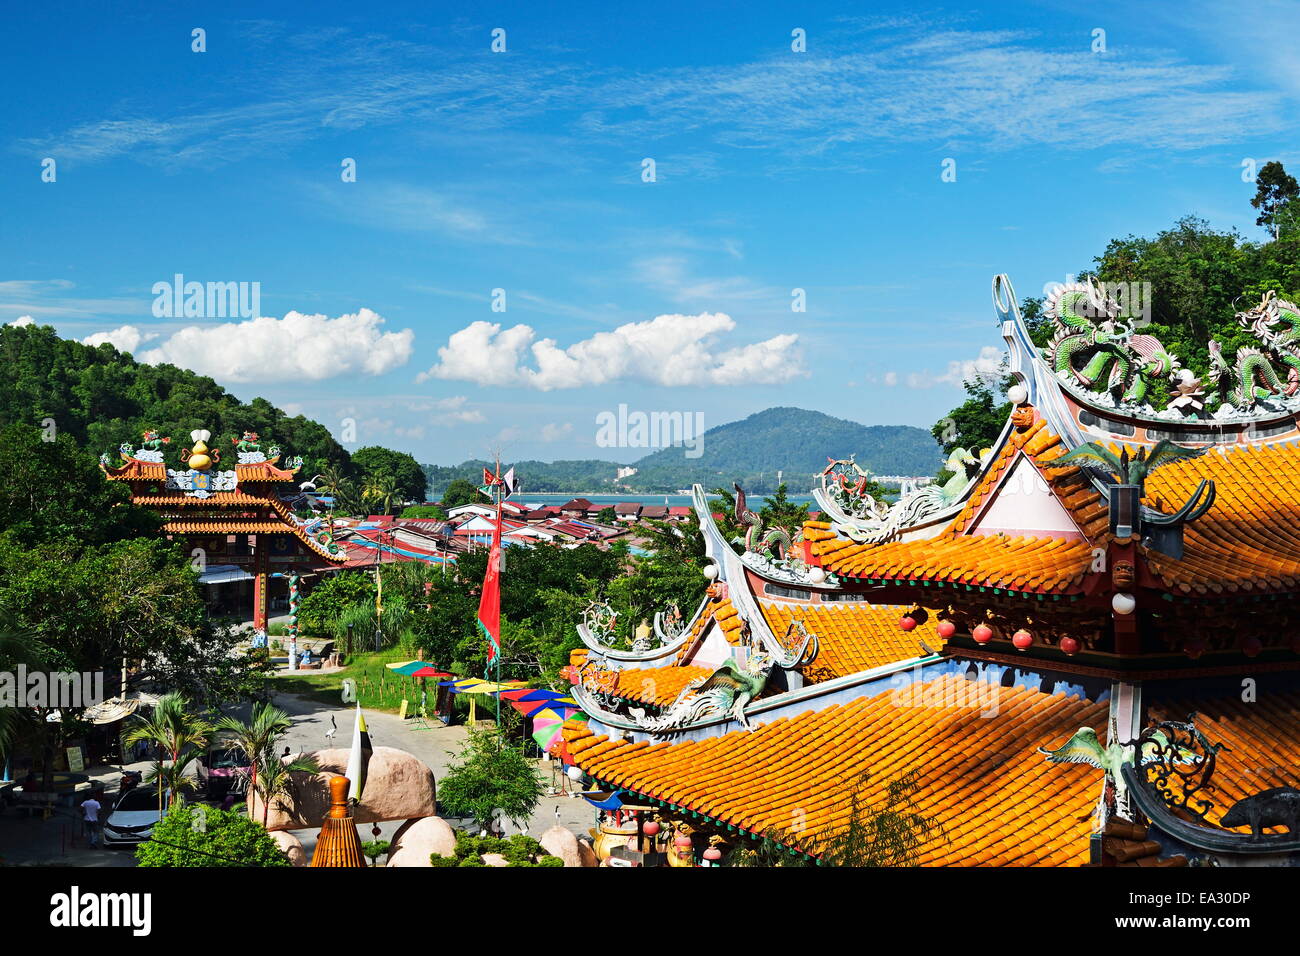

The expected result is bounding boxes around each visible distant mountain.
[424,407,941,496]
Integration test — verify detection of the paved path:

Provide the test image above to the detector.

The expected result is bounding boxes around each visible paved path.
[0,689,596,866]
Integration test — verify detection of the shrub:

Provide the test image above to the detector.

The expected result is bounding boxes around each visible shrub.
[135,803,291,867]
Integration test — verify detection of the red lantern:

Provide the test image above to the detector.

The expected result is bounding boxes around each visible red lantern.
[1184,637,1205,660]
[703,846,722,861]
[643,820,660,836]
[936,620,956,640]
[1012,629,1033,651]
[1242,636,1263,658]
[1059,636,1080,656]
[900,615,917,631]
[972,624,993,644]
[674,833,692,849]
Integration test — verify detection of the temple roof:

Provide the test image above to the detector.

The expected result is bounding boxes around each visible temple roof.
[1144,441,1300,595]
[564,674,1105,865]
[759,601,942,682]
[801,415,1103,596]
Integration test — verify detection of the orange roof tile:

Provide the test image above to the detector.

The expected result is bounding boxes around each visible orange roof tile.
[759,602,942,682]
[1144,443,1300,594]
[811,532,1094,593]
[613,665,716,707]
[564,674,1105,865]
[674,594,747,663]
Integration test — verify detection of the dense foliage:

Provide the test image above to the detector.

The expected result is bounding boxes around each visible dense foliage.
[436,727,544,832]
[429,831,564,867]
[135,803,291,867]
[0,322,351,477]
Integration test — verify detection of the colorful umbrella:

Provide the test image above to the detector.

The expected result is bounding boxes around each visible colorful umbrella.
[387,661,428,676]
[510,698,563,717]
[410,667,453,678]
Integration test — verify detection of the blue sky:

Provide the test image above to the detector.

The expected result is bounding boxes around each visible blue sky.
[3,0,1298,465]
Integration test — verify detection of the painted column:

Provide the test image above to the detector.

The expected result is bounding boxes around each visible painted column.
[287,572,300,672]
[252,543,269,631]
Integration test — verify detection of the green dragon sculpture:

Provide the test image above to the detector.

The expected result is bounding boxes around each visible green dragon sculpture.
[628,652,773,733]
[1045,282,1180,406]
[733,482,793,557]
[1209,291,1300,410]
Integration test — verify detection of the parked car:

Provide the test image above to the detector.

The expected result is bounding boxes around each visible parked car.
[196,743,250,801]
[102,788,167,847]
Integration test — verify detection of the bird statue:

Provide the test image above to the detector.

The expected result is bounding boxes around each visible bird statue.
[1039,724,1202,826]
[324,714,338,742]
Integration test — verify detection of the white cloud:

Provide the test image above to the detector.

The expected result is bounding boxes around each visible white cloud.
[432,395,486,424]
[420,313,804,391]
[7,316,35,327]
[883,371,898,387]
[139,309,414,383]
[82,325,155,353]
[540,422,574,442]
[937,345,1007,387]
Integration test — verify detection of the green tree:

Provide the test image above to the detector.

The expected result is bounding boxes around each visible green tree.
[135,803,291,867]
[1252,161,1299,240]
[247,748,320,828]
[437,727,543,833]
[0,423,159,548]
[596,506,618,524]
[401,504,449,520]
[759,483,811,541]
[441,478,488,508]
[352,446,428,503]
[362,473,403,516]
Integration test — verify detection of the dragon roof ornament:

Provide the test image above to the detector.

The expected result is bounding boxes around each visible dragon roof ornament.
[811,451,982,546]
[1000,273,1300,429]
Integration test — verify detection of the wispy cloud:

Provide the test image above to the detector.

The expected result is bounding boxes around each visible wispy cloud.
[15,22,1285,173]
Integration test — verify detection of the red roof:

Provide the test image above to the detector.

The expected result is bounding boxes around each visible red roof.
[668,506,692,516]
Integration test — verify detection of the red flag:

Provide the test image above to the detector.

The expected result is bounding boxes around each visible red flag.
[477,507,502,665]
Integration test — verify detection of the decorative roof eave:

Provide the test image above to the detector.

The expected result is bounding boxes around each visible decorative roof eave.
[569,649,943,742]
[577,594,708,664]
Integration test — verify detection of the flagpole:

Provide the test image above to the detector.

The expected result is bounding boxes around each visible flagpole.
[493,451,502,735]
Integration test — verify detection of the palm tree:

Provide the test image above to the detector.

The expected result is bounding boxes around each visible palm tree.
[214,702,294,818]
[124,692,212,813]
[1053,440,1201,490]
[316,464,350,527]
[250,749,319,828]
[363,474,402,516]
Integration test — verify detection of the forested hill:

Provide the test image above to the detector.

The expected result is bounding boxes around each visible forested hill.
[629,407,941,491]
[0,322,350,474]
[425,407,942,495]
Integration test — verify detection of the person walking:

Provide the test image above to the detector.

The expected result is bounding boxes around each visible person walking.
[82,791,103,848]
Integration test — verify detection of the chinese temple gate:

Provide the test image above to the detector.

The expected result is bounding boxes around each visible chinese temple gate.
[101,429,345,628]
